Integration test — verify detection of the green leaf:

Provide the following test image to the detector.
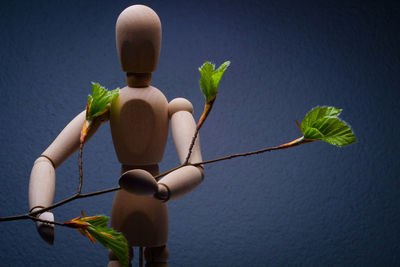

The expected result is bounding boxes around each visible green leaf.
[301,106,357,147]
[75,215,129,267]
[303,127,324,140]
[199,61,230,103]
[87,221,128,266]
[87,83,119,121]
[301,106,341,131]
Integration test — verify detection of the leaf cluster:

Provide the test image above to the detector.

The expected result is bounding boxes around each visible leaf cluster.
[199,61,230,103]
[65,214,128,267]
[86,83,119,121]
[300,106,357,147]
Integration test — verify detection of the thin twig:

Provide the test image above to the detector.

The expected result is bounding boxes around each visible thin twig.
[183,128,200,165]
[27,215,66,227]
[154,164,184,181]
[184,99,215,165]
[0,187,120,224]
[31,194,79,217]
[192,137,312,166]
[78,143,84,195]
[0,136,312,223]
[79,186,120,198]
[0,214,29,222]
[0,193,79,222]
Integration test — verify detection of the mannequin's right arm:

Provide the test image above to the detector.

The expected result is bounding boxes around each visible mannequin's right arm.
[28,110,106,244]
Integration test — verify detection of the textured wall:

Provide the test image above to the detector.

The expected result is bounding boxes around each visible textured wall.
[0,0,399,266]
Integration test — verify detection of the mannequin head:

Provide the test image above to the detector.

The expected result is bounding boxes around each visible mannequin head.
[116,5,161,77]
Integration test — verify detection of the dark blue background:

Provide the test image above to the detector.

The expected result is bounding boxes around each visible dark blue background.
[0,1,399,266]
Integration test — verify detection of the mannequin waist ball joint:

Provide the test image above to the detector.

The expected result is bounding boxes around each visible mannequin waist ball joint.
[28,5,204,266]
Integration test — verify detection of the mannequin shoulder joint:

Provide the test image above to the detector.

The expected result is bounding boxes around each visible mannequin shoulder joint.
[168,98,193,117]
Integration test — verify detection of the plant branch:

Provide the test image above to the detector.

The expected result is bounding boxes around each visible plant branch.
[191,137,312,166]
[184,99,215,165]
[154,164,185,181]
[0,214,29,222]
[183,129,200,165]
[78,143,84,195]
[0,136,312,223]
[27,215,66,227]
[79,186,120,198]
[0,193,80,222]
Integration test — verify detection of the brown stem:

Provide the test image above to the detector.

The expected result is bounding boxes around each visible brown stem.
[191,137,312,166]
[184,100,215,165]
[183,128,200,165]
[79,186,121,198]
[78,142,84,195]
[0,187,121,223]
[0,137,312,223]
[154,164,185,182]
[27,215,66,227]
[0,214,29,222]
[196,100,214,130]
[31,194,79,217]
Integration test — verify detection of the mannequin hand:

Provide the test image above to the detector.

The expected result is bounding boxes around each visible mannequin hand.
[119,169,158,196]
[33,209,54,245]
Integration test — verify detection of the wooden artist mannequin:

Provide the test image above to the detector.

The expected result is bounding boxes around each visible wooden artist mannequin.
[28,5,204,266]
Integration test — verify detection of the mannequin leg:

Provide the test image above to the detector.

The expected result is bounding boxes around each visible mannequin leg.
[144,245,169,267]
[108,247,133,267]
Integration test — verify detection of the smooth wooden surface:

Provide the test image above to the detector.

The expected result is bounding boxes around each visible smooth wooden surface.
[29,157,55,210]
[158,165,204,201]
[119,169,158,196]
[29,110,105,244]
[144,245,169,266]
[29,156,56,245]
[126,72,152,87]
[169,99,202,164]
[168,97,193,117]
[111,164,168,247]
[110,85,169,165]
[33,209,54,245]
[41,110,103,168]
[116,5,161,73]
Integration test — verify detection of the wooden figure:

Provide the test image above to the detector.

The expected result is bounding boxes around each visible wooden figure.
[28,5,204,266]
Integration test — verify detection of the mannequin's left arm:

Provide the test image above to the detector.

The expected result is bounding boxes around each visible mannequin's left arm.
[156,98,204,201]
